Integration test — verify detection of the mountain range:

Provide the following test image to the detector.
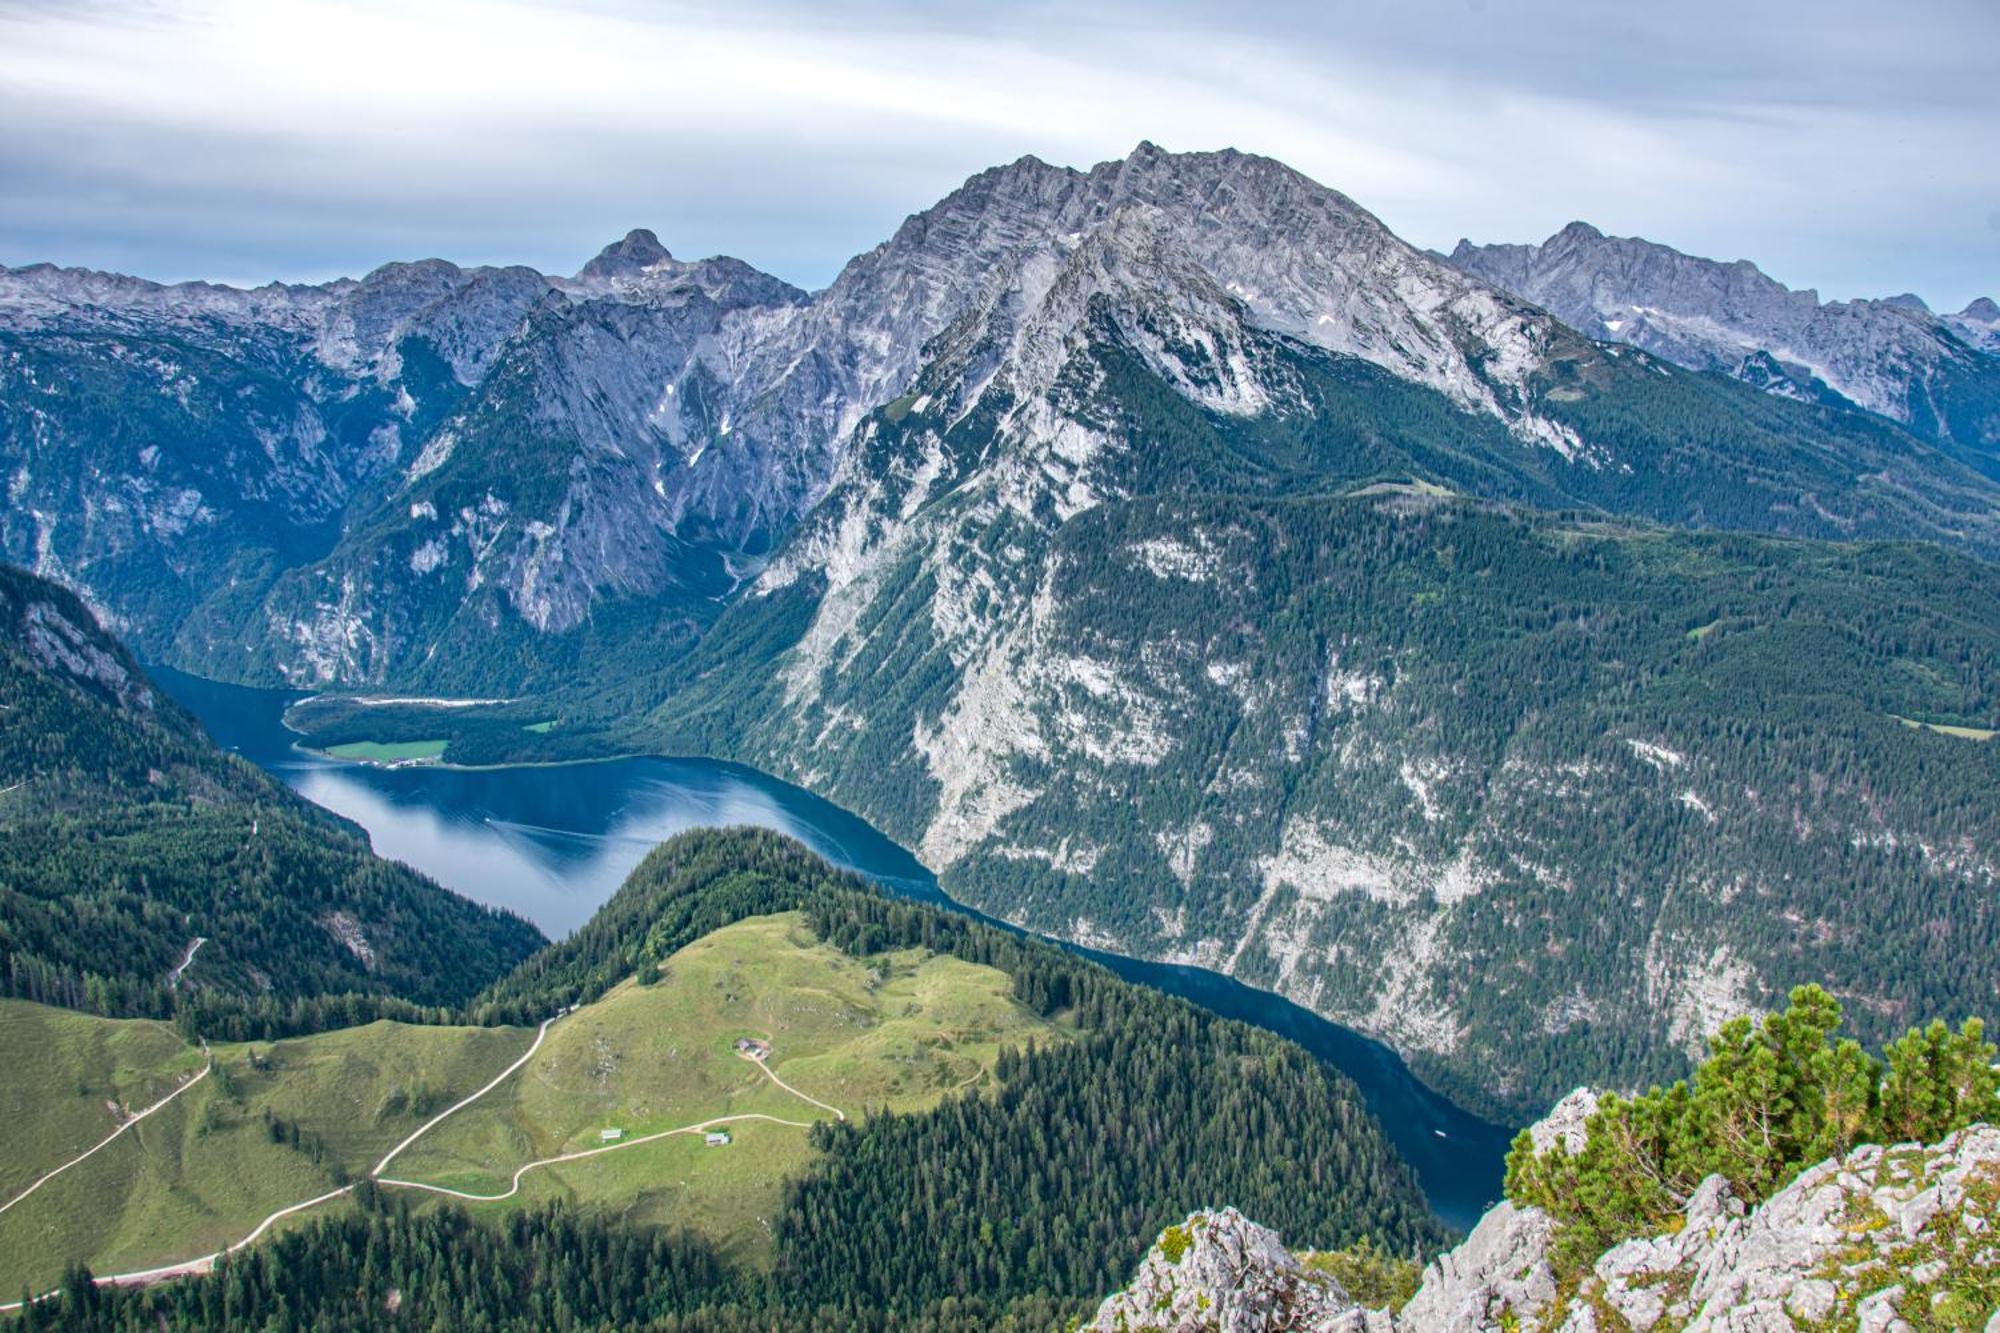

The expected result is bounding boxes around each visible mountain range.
[8,144,1999,695]
[1446,221,2000,478]
[6,142,1998,1120]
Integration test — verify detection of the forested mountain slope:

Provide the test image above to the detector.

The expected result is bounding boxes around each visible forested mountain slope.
[11,143,2000,1126]
[0,563,543,1027]
[647,473,2000,1118]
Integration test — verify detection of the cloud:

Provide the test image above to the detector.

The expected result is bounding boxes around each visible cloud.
[1,0,1994,308]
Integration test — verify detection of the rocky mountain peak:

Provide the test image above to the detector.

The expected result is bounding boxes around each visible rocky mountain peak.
[928,144,1578,439]
[1948,297,2000,356]
[576,227,675,281]
[567,231,801,314]
[1450,222,2000,446]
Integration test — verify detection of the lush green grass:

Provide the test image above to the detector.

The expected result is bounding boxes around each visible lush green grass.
[0,912,1056,1289]
[0,999,534,1296]
[6,831,1448,1327]
[217,1020,537,1172]
[0,1003,203,1200]
[322,738,449,763]
[393,912,1062,1264]
[523,720,559,734]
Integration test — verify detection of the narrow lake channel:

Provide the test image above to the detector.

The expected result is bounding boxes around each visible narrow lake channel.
[158,667,1515,1230]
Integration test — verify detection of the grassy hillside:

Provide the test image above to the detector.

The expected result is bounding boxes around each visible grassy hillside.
[0,563,544,1032]
[0,1004,202,1202]
[4,829,1442,1327]
[0,999,535,1296]
[393,911,1061,1264]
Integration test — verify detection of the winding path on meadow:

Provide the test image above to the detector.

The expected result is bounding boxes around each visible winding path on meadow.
[0,1062,212,1222]
[739,1046,848,1122]
[378,1112,822,1202]
[376,1034,850,1199]
[369,1015,558,1178]
[1,1015,854,1310]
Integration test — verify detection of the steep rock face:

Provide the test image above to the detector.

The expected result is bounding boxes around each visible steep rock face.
[319,259,553,384]
[723,141,1591,469]
[1091,1120,2000,1330]
[0,240,810,686]
[658,255,2000,1114]
[623,171,2000,1112]
[0,253,555,661]
[1447,224,2000,474]
[19,595,154,714]
[230,254,809,689]
[0,311,391,654]
[1394,1201,1560,1331]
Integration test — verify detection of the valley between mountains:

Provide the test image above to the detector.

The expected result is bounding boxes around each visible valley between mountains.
[5,142,1997,1130]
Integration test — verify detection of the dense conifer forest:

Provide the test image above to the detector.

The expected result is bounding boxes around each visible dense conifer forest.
[0,564,544,1030]
[1507,985,2000,1275]
[642,477,2000,1118]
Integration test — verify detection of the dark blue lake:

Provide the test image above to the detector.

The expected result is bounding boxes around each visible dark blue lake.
[157,667,1514,1230]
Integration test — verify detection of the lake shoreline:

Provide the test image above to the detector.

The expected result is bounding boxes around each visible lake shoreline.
[155,664,1517,1232]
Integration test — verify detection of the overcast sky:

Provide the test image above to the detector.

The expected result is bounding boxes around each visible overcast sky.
[2,0,1994,309]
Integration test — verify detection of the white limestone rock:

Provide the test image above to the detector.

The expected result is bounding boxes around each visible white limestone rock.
[1528,1088,1600,1157]
[1085,1208,1377,1333]
[1569,1124,2000,1331]
[1394,1201,1559,1332]
[1089,1109,2000,1332]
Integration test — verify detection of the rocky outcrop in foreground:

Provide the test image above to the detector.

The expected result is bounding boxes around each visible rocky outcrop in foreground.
[1085,1207,1376,1332]
[1089,1118,2000,1331]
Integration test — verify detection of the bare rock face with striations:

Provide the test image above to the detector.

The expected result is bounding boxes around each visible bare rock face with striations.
[0,229,813,687]
[677,151,2000,1130]
[2,142,1593,689]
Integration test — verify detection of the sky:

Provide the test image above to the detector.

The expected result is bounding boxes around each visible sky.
[1,0,1995,310]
